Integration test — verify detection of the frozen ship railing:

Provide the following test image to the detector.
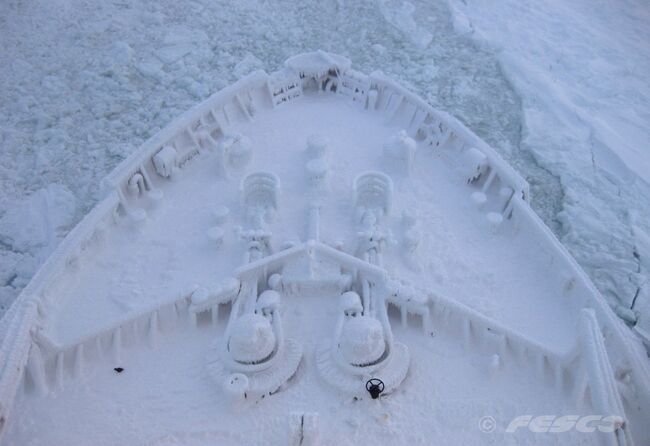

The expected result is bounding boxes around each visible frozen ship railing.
[0,242,643,445]
[7,243,636,444]
[0,193,121,435]
[101,57,530,222]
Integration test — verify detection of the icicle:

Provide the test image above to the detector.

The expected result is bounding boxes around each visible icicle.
[308,205,321,241]
[95,336,103,359]
[289,413,303,446]
[112,326,122,363]
[366,90,378,110]
[554,362,564,391]
[170,302,179,326]
[235,94,252,121]
[512,342,525,361]
[127,316,137,341]
[27,345,48,396]
[361,279,370,316]
[462,318,472,346]
[211,304,220,325]
[73,344,84,379]
[149,310,159,348]
[498,334,508,357]
[386,95,404,122]
[422,312,431,334]
[55,351,64,390]
[409,108,428,134]
[536,353,546,380]
[139,166,163,202]
[572,372,588,405]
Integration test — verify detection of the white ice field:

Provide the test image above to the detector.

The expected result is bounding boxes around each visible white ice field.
[0,52,648,445]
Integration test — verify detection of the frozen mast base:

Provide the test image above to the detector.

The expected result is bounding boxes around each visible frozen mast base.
[1,51,649,445]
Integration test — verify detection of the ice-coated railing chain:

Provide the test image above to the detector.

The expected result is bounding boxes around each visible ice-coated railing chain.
[1,51,649,443]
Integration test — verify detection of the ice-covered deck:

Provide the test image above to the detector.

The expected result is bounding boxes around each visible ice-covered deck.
[42,94,579,352]
[2,52,646,446]
[6,291,592,446]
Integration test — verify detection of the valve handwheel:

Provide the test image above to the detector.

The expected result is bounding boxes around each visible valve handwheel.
[365,378,385,399]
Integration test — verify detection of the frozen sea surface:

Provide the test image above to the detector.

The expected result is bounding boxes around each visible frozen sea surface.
[0,0,648,336]
[449,0,650,335]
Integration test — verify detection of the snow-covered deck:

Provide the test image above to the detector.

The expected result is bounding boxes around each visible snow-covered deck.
[41,94,578,351]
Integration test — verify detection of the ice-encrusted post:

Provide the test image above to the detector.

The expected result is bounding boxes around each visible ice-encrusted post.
[138,164,163,202]
[306,135,329,241]
[234,94,253,121]
[577,309,629,443]
[361,278,371,316]
[499,187,514,215]
[409,108,428,134]
[152,145,178,179]
[481,169,496,193]
[211,304,220,325]
[26,344,48,396]
[385,94,404,123]
[308,204,320,242]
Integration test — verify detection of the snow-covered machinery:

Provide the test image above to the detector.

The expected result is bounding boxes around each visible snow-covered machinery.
[354,171,393,265]
[316,289,410,398]
[207,289,302,402]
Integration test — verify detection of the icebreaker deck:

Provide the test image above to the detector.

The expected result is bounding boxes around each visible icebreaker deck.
[44,94,571,348]
[0,51,648,445]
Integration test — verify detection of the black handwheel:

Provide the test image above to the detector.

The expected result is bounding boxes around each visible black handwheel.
[365,378,385,399]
